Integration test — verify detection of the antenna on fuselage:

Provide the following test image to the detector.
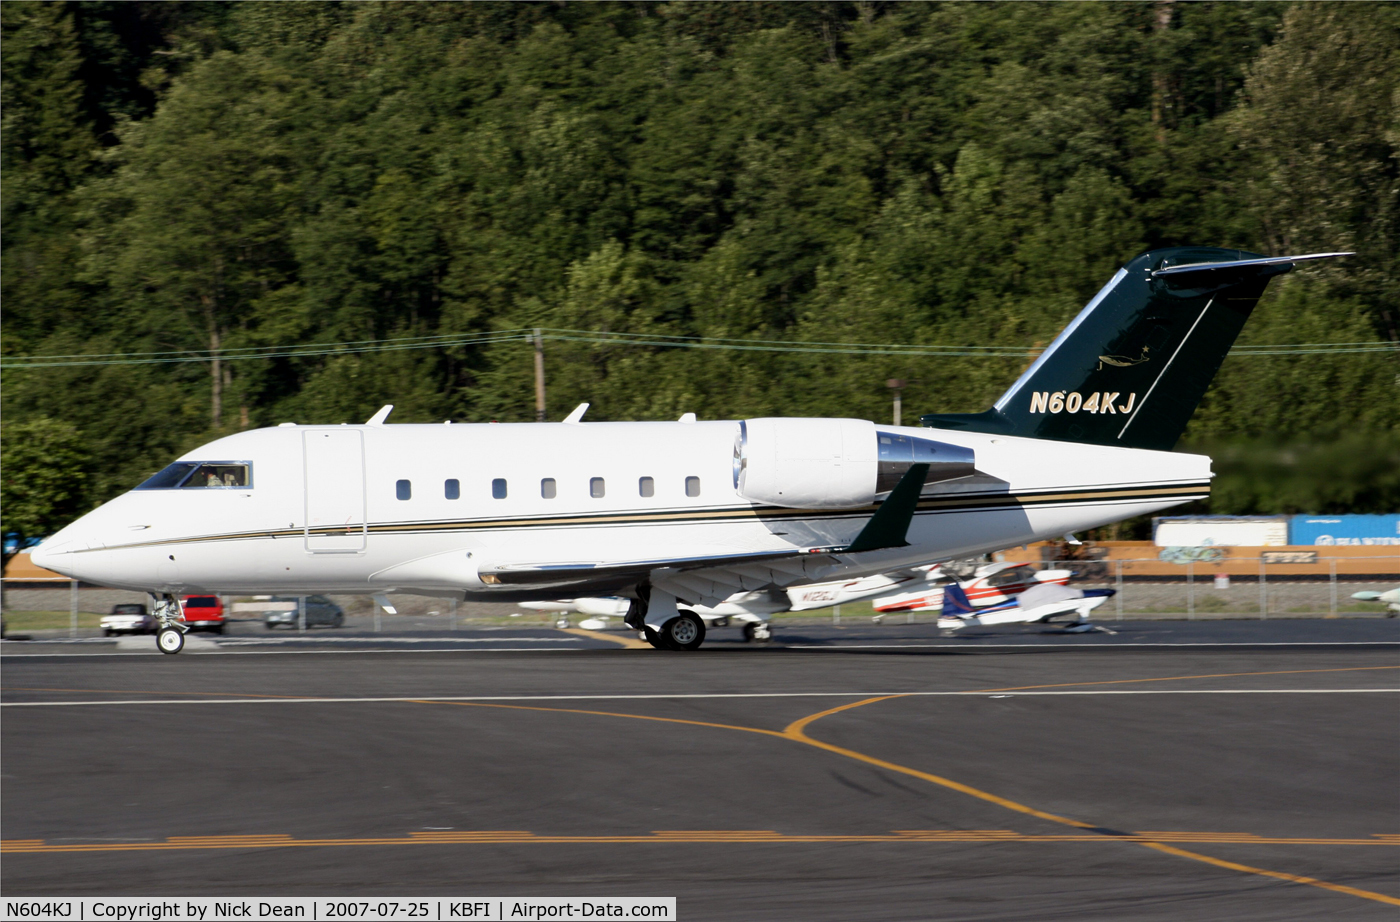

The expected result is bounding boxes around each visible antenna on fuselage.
[562,403,589,424]
[365,405,394,426]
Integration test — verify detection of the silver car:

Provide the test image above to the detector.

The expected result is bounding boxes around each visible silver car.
[102,603,155,636]
[263,595,346,630]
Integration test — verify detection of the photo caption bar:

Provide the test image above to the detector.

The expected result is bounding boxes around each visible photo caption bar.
[0,899,677,922]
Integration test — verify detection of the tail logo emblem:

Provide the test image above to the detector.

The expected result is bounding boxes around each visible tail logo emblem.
[1097,346,1150,370]
[1029,392,1136,415]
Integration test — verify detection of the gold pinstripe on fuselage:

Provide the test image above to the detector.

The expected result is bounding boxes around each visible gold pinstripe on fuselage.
[73,481,1209,553]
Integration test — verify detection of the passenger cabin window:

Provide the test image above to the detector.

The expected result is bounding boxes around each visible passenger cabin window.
[396,479,412,500]
[590,477,606,498]
[685,476,701,497]
[639,477,654,498]
[541,478,557,499]
[492,478,508,499]
[135,461,251,490]
[444,479,460,500]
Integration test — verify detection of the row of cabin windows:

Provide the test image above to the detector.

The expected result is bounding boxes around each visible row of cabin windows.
[395,476,701,501]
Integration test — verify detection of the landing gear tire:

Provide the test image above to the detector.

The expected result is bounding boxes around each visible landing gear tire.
[660,611,705,651]
[157,627,186,655]
[743,621,773,644]
[642,627,667,649]
[555,616,571,630]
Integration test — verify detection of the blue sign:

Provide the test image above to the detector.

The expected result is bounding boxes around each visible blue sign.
[1289,514,1400,546]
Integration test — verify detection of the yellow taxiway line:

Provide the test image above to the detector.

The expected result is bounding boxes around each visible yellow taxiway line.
[561,627,650,649]
[8,665,1398,907]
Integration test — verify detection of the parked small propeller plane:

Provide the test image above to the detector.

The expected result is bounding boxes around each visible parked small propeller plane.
[32,247,1348,653]
[935,581,1116,633]
[520,565,946,642]
[871,561,1073,615]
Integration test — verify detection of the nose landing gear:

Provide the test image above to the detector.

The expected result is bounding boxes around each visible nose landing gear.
[157,627,186,654]
[149,592,188,655]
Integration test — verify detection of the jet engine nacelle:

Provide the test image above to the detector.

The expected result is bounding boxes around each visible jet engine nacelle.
[735,417,979,509]
[734,418,879,509]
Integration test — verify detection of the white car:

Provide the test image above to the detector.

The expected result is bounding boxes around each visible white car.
[101,603,155,636]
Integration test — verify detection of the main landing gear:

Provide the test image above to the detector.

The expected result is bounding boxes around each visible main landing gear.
[150,592,187,655]
[639,610,706,651]
[626,592,707,651]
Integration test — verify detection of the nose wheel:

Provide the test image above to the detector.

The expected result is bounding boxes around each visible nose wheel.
[157,627,186,654]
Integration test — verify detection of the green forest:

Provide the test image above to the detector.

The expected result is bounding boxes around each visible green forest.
[3,1,1399,544]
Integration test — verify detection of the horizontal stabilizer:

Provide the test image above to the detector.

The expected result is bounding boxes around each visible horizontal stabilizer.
[1151,252,1352,278]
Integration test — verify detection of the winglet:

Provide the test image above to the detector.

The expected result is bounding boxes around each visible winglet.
[844,463,928,553]
[563,403,589,424]
[365,405,393,426]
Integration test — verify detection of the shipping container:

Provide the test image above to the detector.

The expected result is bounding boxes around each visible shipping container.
[1289,514,1400,547]
[1153,516,1289,547]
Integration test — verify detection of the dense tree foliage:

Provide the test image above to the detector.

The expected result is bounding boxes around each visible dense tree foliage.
[3,2,1397,530]
[0,417,89,563]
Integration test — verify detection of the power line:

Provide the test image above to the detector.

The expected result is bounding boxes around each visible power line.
[1,327,1395,369]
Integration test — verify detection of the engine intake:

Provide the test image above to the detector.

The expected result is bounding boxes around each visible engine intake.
[734,418,975,509]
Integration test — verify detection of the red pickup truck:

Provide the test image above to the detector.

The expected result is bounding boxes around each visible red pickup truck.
[180,595,226,633]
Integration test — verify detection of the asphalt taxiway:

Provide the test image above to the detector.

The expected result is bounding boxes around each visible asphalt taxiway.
[3,623,1398,920]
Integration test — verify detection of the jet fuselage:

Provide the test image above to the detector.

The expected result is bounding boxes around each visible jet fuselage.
[33,419,1208,600]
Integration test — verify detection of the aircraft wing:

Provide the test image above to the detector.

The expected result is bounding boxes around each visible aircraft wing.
[481,547,840,590]
[479,463,932,605]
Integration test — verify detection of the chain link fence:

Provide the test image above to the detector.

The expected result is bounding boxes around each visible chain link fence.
[2,555,1397,638]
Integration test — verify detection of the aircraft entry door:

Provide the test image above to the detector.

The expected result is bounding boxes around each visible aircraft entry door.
[304,429,367,553]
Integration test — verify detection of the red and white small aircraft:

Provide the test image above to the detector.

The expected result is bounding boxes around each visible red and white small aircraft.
[872,561,1073,615]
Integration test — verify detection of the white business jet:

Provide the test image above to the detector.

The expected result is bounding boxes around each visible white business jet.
[31,247,1348,653]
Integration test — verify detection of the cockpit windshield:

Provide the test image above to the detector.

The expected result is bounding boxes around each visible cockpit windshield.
[135,461,252,490]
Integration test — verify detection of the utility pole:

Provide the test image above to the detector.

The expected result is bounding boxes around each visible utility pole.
[533,329,546,422]
[886,379,906,427]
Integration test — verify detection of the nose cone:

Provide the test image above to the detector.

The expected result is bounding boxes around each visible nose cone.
[28,535,76,577]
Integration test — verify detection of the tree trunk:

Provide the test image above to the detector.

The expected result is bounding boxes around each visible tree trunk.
[1151,0,1173,144]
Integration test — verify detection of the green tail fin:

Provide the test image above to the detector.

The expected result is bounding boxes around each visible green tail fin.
[920,247,1350,451]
